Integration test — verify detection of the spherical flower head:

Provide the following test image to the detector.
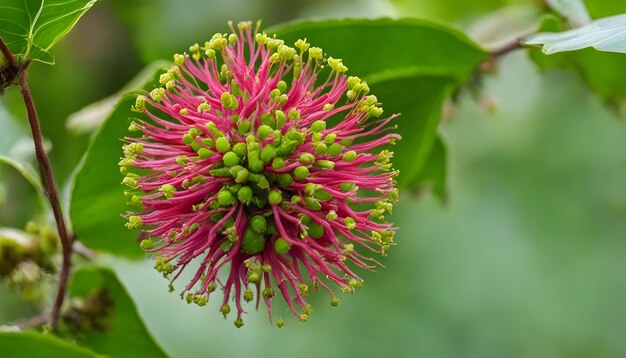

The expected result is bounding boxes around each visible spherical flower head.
[120,20,400,327]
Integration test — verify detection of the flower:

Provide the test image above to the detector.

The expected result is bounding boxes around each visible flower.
[120,21,399,327]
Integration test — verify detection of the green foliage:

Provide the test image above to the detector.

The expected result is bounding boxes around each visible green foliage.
[411,136,447,200]
[584,0,626,18]
[367,71,455,188]
[392,0,523,22]
[70,65,166,258]
[0,0,97,65]
[67,266,167,357]
[528,15,626,114]
[270,18,487,192]
[70,94,147,258]
[0,331,100,358]
[524,14,626,54]
[0,156,43,200]
[268,18,487,82]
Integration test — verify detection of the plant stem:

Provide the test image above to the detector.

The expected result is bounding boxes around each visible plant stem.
[14,313,50,329]
[0,37,17,69]
[18,66,73,329]
[490,38,525,59]
[0,36,74,329]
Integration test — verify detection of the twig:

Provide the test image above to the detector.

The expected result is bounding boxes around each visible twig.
[0,36,17,69]
[18,66,73,329]
[489,38,525,59]
[0,36,74,330]
[73,239,97,260]
[14,313,50,329]
[476,38,526,75]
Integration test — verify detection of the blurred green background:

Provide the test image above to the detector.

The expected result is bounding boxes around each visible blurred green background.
[1,0,625,357]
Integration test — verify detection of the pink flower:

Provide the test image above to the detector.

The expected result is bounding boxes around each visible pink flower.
[120,21,399,327]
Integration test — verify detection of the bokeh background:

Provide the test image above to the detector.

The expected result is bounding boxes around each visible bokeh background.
[1,0,625,357]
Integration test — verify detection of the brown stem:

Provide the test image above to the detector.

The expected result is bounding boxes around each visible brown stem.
[17,63,73,330]
[14,313,50,329]
[490,38,525,59]
[0,36,17,69]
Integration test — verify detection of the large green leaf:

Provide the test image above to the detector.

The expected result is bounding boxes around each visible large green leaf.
[270,18,486,193]
[268,18,488,83]
[0,0,97,65]
[70,94,144,258]
[367,70,456,188]
[0,331,100,358]
[70,66,165,258]
[67,266,168,357]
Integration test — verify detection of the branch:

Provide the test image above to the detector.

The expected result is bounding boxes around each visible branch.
[476,38,526,75]
[489,38,525,59]
[14,313,50,329]
[0,35,75,330]
[0,36,17,69]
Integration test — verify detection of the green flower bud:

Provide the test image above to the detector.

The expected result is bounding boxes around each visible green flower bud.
[222,151,239,166]
[294,166,309,179]
[221,92,239,110]
[272,157,285,169]
[260,145,277,163]
[232,142,247,158]
[268,190,283,205]
[257,124,273,139]
[215,137,231,153]
[314,142,328,155]
[328,143,343,156]
[198,148,214,159]
[249,215,267,234]
[274,238,291,255]
[242,228,265,254]
[310,120,326,132]
[238,186,253,203]
[299,152,315,165]
[218,190,236,206]
[343,150,357,162]
[277,174,293,186]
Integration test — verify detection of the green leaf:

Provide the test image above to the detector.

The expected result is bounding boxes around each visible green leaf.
[67,266,168,357]
[0,155,44,202]
[70,94,143,258]
[268,18,488,83]
[70,67,165,258]
[0,104,47,215]
[0,103,27,155]
[546,0,591,26]
[524,14,626,54]
[367,70,456,189]
[528,15,626,114]
[0,331,100,358]
[410,136,447,200]
[584,0,626,19]
[269,18,487,192]
[0,0,98,65]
